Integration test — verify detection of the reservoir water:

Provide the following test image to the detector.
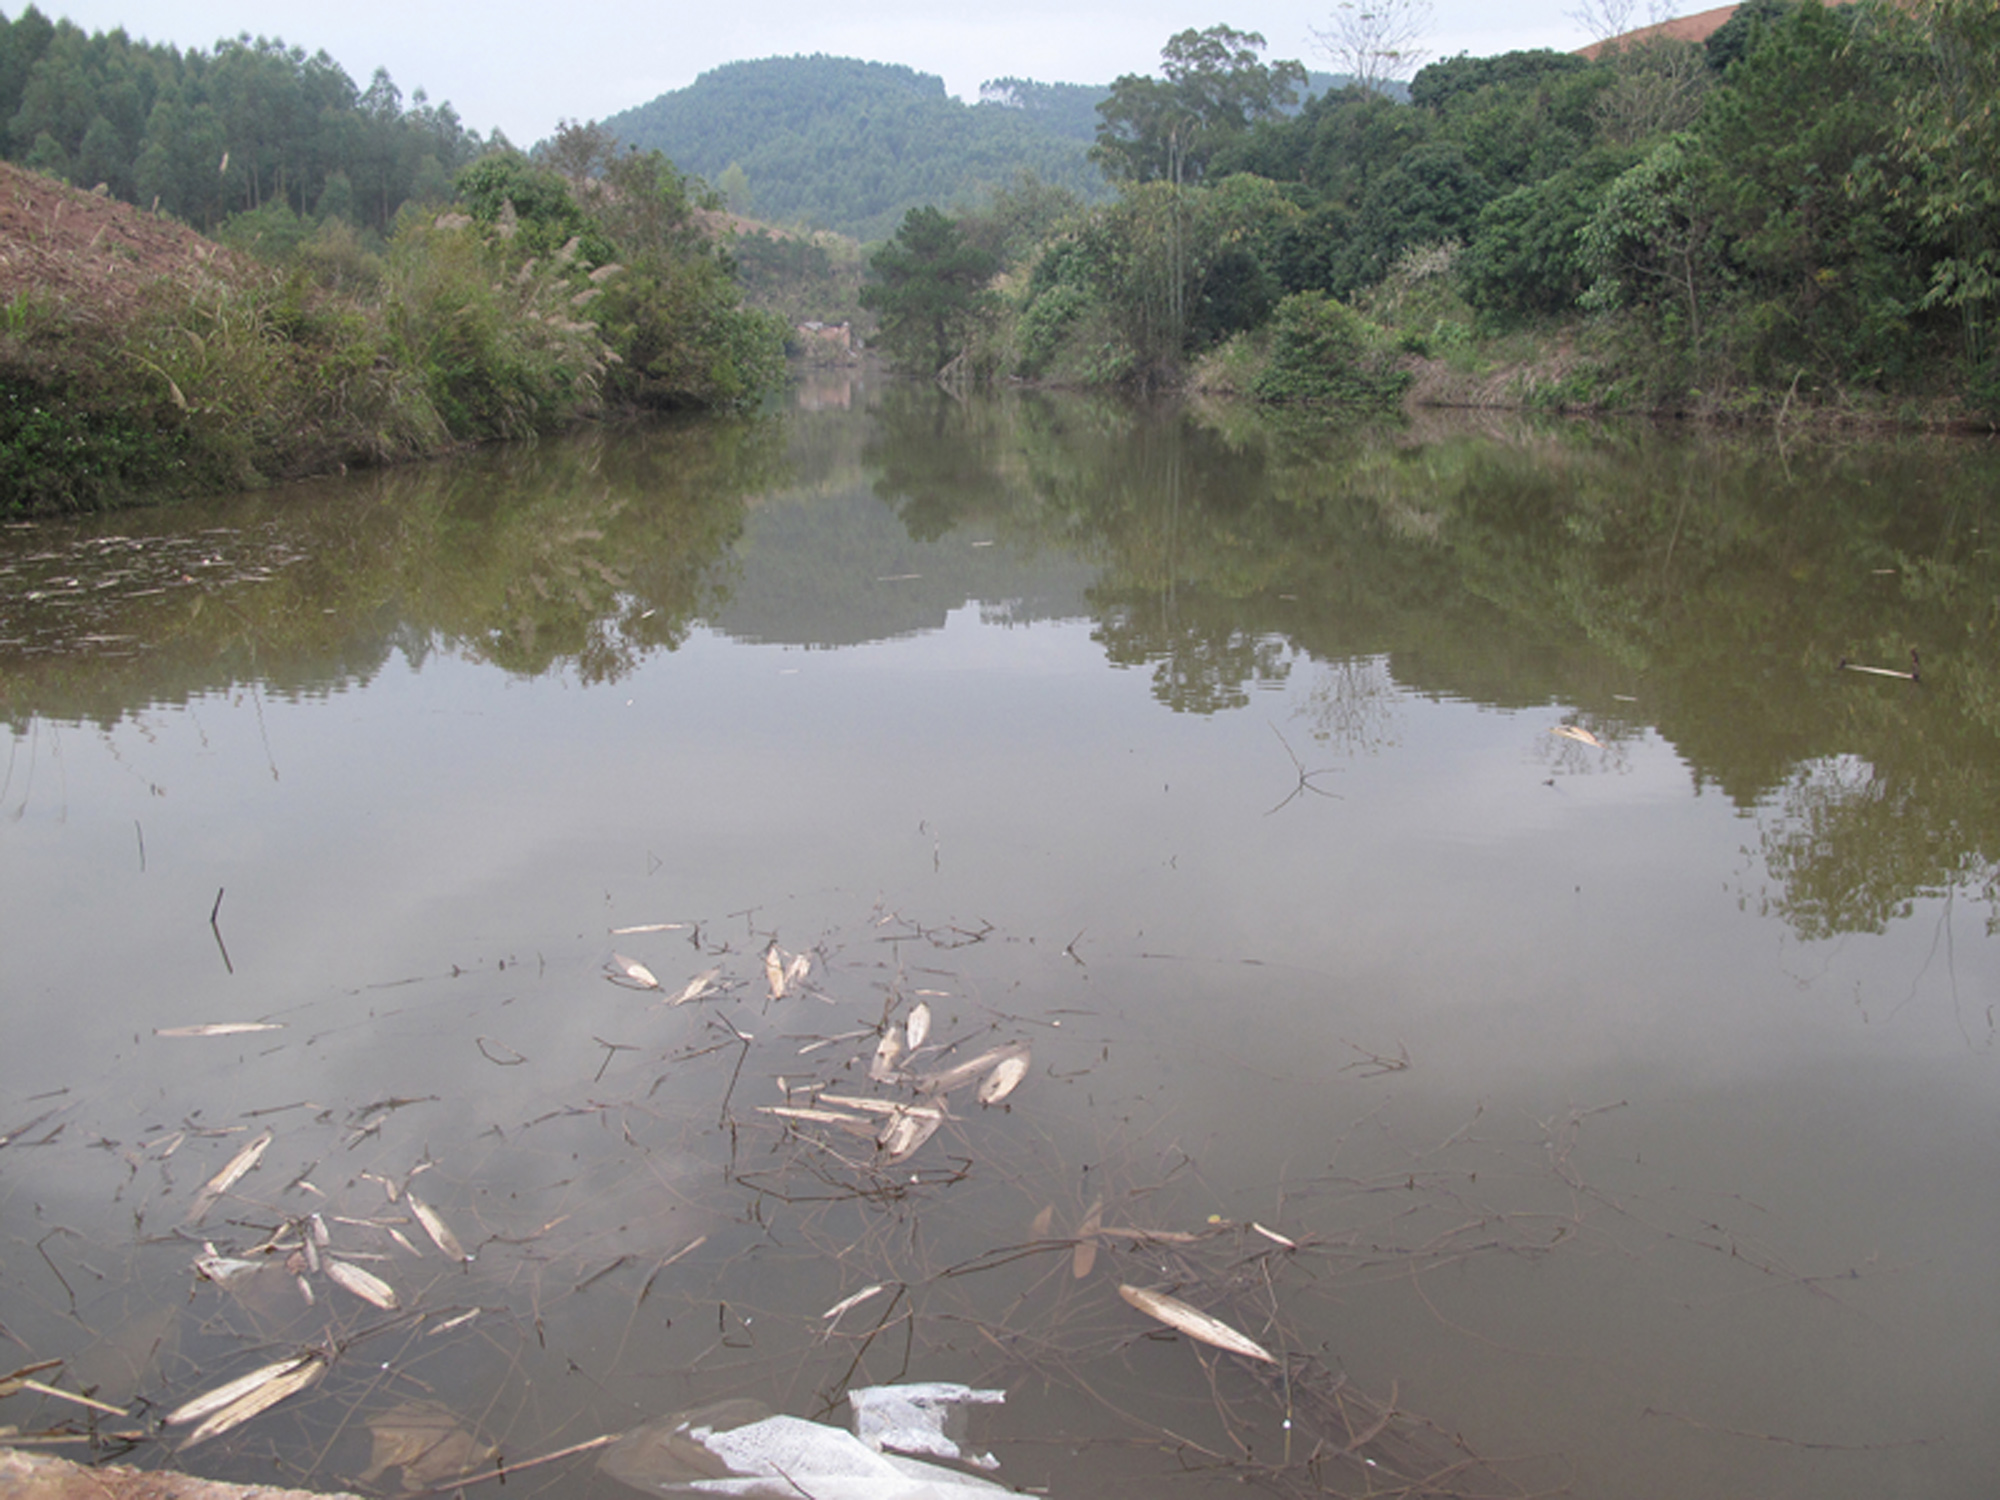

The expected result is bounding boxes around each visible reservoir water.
[4,375,1998,1498]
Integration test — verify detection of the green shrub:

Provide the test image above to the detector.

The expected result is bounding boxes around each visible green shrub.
[1250,291,1411,409]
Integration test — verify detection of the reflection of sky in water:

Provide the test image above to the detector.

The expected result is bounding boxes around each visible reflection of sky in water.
[5,520,2000,1499]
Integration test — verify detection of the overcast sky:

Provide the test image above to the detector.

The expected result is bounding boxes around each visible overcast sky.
[22,0,1604,146]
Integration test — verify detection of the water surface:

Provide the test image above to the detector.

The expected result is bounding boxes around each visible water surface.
[4,382,1999,1498]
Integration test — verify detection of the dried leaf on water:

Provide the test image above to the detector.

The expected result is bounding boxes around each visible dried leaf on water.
[1029,1204,1054,1240]
[360,1399,497,1489]
[916,1042,1027,1097]
[193,1250,264,1287]
[976,1050,1030,1104]
[325,1258,400,1310]
[758,1105,870,1127]
[817,1093,905,1116]
[1072,1197,1104,1279]
[185,1129,273,1224]
[171,1351,327,1448]
[1251,1221,1297,1250]
[1550,724,1603,748]
[406,1193,472,1262]
[154,1022,284,1038]
[820,1284,886,1325]
[607,953,660,990]
[905,1000,932,1051]
[1118,1284,1277,1364]
[870,1025,905,1083]
[662,966,722,1007]
[877,1104,945,1163]
[764,942,787,1000]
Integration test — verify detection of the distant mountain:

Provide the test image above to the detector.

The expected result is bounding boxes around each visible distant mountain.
[602,57,1112,242]
[601,57,1392,243]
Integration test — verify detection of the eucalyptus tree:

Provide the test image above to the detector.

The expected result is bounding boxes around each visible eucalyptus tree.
[1091,25,1306,186]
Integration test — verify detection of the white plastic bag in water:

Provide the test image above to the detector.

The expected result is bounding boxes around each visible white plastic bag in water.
[598,1392,1012,1500]
[849,1382,1006,1469]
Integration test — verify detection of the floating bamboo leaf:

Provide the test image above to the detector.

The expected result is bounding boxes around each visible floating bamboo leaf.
[185,1129,273,1224]
[916,1042,1026,1096]
[325,1258,400,1310]
[764,942,787,999]
[877,1104,944,1163]
[758,1105,869,1126]
[607,953,660,990]
[820,1284,886,1325]
[154,1022,284,1037]
[870,1025,905,1082]
[1550,724,1603,748]
[360,1400,497,1489]
[193,1250,264,1286]
[905,1000,932,1051]
[407,1192,472,1262]
[169,1351,326,1438]
[976,1049,1030,1104]
[817,1093,904,1116]
[662,966,722,1006]
[1073,1198,1103,1279]
[179,1351,326,1450]
[1118,1284,1276,1363]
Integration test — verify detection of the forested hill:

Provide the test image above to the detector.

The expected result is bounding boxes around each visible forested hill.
[600,56,1114,242]
[0,5,483,234]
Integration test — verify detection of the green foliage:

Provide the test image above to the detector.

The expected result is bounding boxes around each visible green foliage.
[592,254,788,409]
[1870,0,2000,372]
[1249,290,1410,408]
[1091,26,1307,185]
[0,369,187,508]
[379,218,609,439]
[957,170,1086,266]
[1690,0,1922,382]
[601,56,1111,243]
[1580,135,1724,352]
[1589,37,1712,147]
[0,9,483,233]
[976,78,1108,142]
[214,199,318,262]
[0,126,788,512]
[1461,149,1636,319]
[455,152,614,266]
[860,206,1002,375]
[1409,49,1593,112]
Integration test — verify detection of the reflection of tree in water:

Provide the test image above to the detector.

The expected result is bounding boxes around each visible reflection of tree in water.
[0,417,784,724]
[1095,606,1291,714]
[1754,752,1987,941]
[1296,653,1402,756]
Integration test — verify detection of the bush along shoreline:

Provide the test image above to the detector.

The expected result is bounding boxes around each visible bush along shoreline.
[0,135,789,515]
[858,7,2000,432]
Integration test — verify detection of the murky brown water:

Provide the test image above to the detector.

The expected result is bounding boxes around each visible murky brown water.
[5,379,2000,1498]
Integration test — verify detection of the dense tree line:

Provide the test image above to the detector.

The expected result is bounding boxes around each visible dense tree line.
[0,4,482,233]
[866,2,2000,419]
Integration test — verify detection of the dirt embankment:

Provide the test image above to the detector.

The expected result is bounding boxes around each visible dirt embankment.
[0,162,250,320]
[0,1448,359,1500]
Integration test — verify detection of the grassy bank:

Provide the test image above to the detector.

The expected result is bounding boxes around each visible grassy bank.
[0,148,789,515]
